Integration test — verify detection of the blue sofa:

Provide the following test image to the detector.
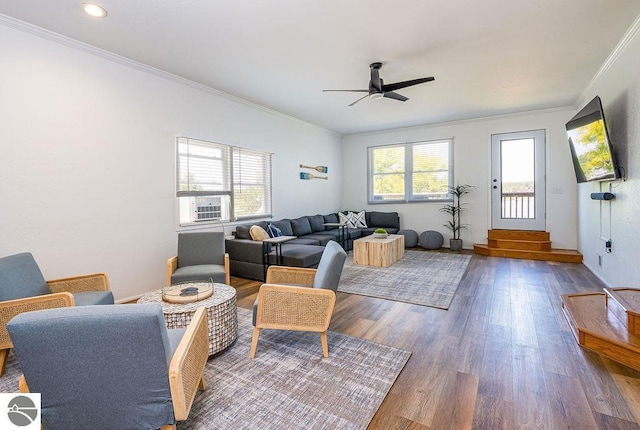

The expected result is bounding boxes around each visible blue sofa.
[226,211,399,281]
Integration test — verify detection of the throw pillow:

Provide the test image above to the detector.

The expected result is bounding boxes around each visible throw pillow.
[338,211,357,228]
[267,223,283,238]
[249,225,270,241]
[350,210,367,228]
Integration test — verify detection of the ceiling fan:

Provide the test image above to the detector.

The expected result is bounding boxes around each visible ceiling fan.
[323,62,434,107]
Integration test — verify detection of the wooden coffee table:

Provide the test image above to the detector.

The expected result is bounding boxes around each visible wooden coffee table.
[353,234,405,267]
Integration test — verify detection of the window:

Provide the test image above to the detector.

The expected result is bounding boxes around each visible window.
[368,139,452,203]
[177,137,272,225]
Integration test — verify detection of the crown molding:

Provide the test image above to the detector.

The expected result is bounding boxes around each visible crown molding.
[0,13,340,137]
[577,14,640,108]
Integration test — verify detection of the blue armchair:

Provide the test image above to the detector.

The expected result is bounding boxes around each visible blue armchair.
[167,232,230,286]
[0,252,114,376]
[7,304,209,430]
[249,241,347,358]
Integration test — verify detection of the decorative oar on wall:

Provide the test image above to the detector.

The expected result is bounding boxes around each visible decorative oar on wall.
[299,164,328,180]
[300,172,327,180]
[300,164,328,173]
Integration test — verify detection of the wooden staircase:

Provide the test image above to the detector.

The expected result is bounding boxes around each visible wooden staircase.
[562,288,640,371]
[473,229,582,263]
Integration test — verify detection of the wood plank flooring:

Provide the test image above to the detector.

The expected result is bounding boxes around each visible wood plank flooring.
[231,251,640,429]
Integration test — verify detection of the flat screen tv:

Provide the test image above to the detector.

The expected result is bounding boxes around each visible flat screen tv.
[565,95,621,183]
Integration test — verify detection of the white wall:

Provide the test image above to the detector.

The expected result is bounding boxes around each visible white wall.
[574,19,640,287]
[0,23,342,300]
[341,107,579,250]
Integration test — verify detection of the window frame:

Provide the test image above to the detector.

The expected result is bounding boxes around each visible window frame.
[368,138,454,204]
[176,137,272,226]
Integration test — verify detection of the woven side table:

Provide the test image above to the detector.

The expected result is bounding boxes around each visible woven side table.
[138,283,238,356]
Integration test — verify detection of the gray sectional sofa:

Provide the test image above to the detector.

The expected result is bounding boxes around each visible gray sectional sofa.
[225,211,399,281]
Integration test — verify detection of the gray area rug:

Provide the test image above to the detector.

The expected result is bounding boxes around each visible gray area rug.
[339,250,472,309]
[0,307,410,430]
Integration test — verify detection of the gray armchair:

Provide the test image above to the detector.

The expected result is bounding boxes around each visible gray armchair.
[0,252,114,376]
[250,241,347,358]
[7,303,209,430]
[167,232,230,286]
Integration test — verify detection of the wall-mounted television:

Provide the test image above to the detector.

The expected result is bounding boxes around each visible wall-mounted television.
[565,95,621,183]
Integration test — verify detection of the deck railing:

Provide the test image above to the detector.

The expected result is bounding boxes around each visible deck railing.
[502,192,535,219]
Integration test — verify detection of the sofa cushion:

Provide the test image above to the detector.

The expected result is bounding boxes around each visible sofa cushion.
[314,230,342,239]
[347,228,363,239]
[267,223,283,238]
[171,264,227,285]
[272,220,294,236]
[299,234,334,246]
[250,225,270,241]
[72,291,115,306]
[0,252,50,301]
[351,210,367,228]
[290,217,313,236]
[338,212,357,228]
[286,238,322,246]
[323,213,339,228]
[235,224,252,240]
[308,215,326,232]
[368,211,400,229]
[361,227,399,236]
[277,245,324,267]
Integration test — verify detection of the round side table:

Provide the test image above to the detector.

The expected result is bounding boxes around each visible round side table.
[138,283,238,356]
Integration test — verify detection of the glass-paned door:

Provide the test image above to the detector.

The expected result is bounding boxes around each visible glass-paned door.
[491,130,546,230]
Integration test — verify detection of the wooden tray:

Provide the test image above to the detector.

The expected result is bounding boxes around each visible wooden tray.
[162,283,214,304]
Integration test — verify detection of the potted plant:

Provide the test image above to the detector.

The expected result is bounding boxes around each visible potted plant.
[440,184,474,252]
[373,228,388,239]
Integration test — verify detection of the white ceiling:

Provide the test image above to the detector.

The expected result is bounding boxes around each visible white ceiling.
[1,1,639,135]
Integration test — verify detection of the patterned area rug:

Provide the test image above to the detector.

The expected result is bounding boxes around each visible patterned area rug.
[339,250,472,309]
[0,307,410,430]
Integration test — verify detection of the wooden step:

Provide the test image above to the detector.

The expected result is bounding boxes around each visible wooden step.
[604,288,640,336]
[488,238,552,251]
[561,292,640,371]
[473,244,583,263]
[488,229,550,241]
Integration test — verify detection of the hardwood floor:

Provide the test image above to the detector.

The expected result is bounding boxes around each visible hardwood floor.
[231,251,640,429]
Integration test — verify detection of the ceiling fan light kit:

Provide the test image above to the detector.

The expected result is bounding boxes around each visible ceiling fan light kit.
[323,62,434,106]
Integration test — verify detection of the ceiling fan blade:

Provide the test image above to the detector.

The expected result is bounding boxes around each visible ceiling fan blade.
[383,91,408,102]
[369,62,382,92]
[382,76,435,92]
[322,89,369,92]
[348,94,370,107]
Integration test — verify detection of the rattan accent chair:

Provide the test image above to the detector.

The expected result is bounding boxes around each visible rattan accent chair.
[167,232,230,286]
[0,252,114,376]
[250,241,347,358]
[7,304,209,430]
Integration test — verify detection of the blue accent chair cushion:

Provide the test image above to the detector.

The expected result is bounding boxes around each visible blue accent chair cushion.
[0,252,50,301]
[7,304,176,430]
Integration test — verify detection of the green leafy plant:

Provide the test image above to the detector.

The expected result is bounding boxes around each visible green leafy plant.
[374,228,387,234]
[440,184,474,240]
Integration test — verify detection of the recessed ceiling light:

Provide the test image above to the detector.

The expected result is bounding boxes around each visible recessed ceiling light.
[83,3,108,18]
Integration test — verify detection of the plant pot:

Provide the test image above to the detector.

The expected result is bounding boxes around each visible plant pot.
[449,238,463,252]
[373,233,388,239]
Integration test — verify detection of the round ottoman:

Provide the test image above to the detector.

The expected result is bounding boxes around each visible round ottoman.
[398,229,419,248]
[419,230,444,250]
